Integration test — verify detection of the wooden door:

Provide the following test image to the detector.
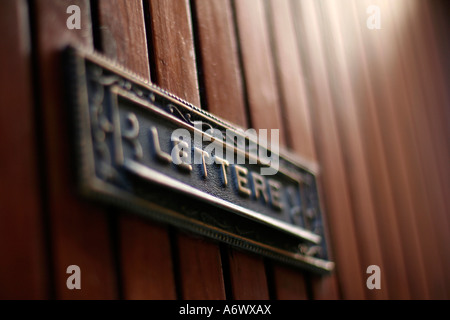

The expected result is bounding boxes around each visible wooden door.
[1,0,449,300]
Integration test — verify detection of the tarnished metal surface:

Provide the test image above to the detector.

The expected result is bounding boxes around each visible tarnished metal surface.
[65,47,333,274]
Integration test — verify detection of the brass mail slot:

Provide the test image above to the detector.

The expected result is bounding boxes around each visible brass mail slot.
[65,47,334,274]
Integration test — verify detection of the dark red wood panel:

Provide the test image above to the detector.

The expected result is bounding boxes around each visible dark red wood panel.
[310,0,390,299]
[322,0,411,299]
[267,0,316,161]
[147,0,226,299]
[0,0,47,299]
[176,235,226,300]
[97,0,151,80]
[397,0,450,297]
[269,266,308,300]
[227,250,269,300]
[292,0,366,299]
[350,0,435,299]
[267,0,340,300]
[232,0,300,300]
[193,0,270,300]
[1,0,449,301]
[386,0,449,298]
[192,0,247,126]
[148,0,200,107]
[33,0,117,299]
[420,4,450,273]
[118,215,176,299]
[96,0,177,300]
[419,1,450,234]
[233,0,285,144]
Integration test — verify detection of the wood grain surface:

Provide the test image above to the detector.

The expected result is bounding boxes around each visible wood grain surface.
[292,0,366,299]
[147,0,226,299]
[0,0,47,299]
[95,0,177,300]
[32,0,117,299]
[267,0,339,300]
[1,0,449,300]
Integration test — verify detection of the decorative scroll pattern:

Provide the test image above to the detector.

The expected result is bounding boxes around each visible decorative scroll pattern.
[79,57,330,266]
[88,66,116,181]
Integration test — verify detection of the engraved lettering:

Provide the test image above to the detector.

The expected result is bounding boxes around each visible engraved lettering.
[150,126,172,163]
[66,5,81,30]
[67,49,333,274]
[268,179,283,211]
[251,172,269,203]
[172,139,192,172]
[203,128,224,164]
[214,156,229,186]
[123,113,143,160]
[194,147,209,178]
[233,165,251,197]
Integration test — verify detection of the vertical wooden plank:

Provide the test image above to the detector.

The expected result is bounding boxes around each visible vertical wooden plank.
[421,2,450,242]
[387,0,450,297]
[310,0,394,299]
[176,236,226,300]
[33,0,117,299]
[292,0,366,299]
[0,0,47,299]
[351,0,430,299]
[360,0,447,299]
[227,250,270,300]
[117,215,176,299]
[193,0,269,300]
[97,0,150,80]
[266,0,315,161]
[192,0,247,125]
[148,0,200,107]
[147,0,226,299]
[233,0,285,143]
[95,0,177,299]
[268,265,309,300]
[428,1,450,129]
[230,0,299,300]
[311,0,390,299]
[326,0,412,299]
[266,0,338,300]
[420,1,450,227]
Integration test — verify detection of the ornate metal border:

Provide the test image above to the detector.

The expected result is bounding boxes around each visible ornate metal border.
[64,47,334,274]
